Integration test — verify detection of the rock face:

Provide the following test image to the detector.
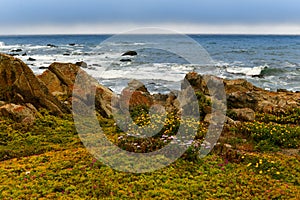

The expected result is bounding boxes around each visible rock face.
[0,53,69,115]
[0,103,37,124]
[38,62,114,117]
[185,72,300,114]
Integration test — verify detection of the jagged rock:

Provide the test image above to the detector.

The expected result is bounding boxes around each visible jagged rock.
[0,103,38,124]
[0,53,69,115]
[185,72,300,114]
[38,62,113,117]
[122,51,137,56]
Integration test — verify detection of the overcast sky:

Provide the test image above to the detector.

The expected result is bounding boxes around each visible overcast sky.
[1,0,300,34]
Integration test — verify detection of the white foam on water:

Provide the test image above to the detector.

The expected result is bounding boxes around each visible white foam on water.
[226,65,268,76]
[0,42,5,47]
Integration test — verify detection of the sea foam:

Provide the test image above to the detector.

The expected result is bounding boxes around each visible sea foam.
[226,65,268,76]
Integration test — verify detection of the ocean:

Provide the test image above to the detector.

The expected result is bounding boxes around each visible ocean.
[0,34,299,94]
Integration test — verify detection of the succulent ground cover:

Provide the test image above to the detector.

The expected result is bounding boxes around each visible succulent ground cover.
[0,107,299,199]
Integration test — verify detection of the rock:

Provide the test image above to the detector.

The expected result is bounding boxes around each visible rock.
[204,114,213,124]
[232,108,255,122]
[225,116,238,127]
[116,80,153,112]
[127,79,150,94]
[38,62,113,117]
[277,88,288,92]
[75,61,88,68]
[0,103,37,124]
[63,53,71,56]
[69,43,76,46]
[11,49,22,52]
[122,51,137,56]
[28,57,36,61]
[9,53,19,56]
[120,59,132,62]
[47,44,57,48]
[39,66,48,70]
[0,53,69,115]
[22,53,27,56]
[0,101,6,107]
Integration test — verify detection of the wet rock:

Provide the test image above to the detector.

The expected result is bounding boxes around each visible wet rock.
[122,51,137,56]
[47,44,57,48]
[69,43,76,46]
[11,49,22,52]
[120,59,132,62]
[9,53,19,56]
[28,57,36,61]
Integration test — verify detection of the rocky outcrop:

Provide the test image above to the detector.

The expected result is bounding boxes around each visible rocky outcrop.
[0,53,69,115]
[38,62,114,118]
[185,72,300,114]
[1,53,298,123]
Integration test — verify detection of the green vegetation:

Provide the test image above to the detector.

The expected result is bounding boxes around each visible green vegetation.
[0,105,299,199]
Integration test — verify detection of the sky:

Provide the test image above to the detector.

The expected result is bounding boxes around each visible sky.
[1,0,300,34]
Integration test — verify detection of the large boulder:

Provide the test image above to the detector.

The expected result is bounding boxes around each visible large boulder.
[38,62,114,118]
[0,53,69,115]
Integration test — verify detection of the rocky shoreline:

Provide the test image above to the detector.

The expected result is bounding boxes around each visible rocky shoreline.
[0,53,299,125]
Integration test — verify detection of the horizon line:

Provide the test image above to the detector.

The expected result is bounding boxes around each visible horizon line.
[1,23,300,35]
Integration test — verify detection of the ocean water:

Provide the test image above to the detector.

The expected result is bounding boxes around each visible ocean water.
[0,34,299,93]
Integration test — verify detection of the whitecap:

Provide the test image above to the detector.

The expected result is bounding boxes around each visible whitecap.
[0,41,5,47]
[226,65,268,76]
